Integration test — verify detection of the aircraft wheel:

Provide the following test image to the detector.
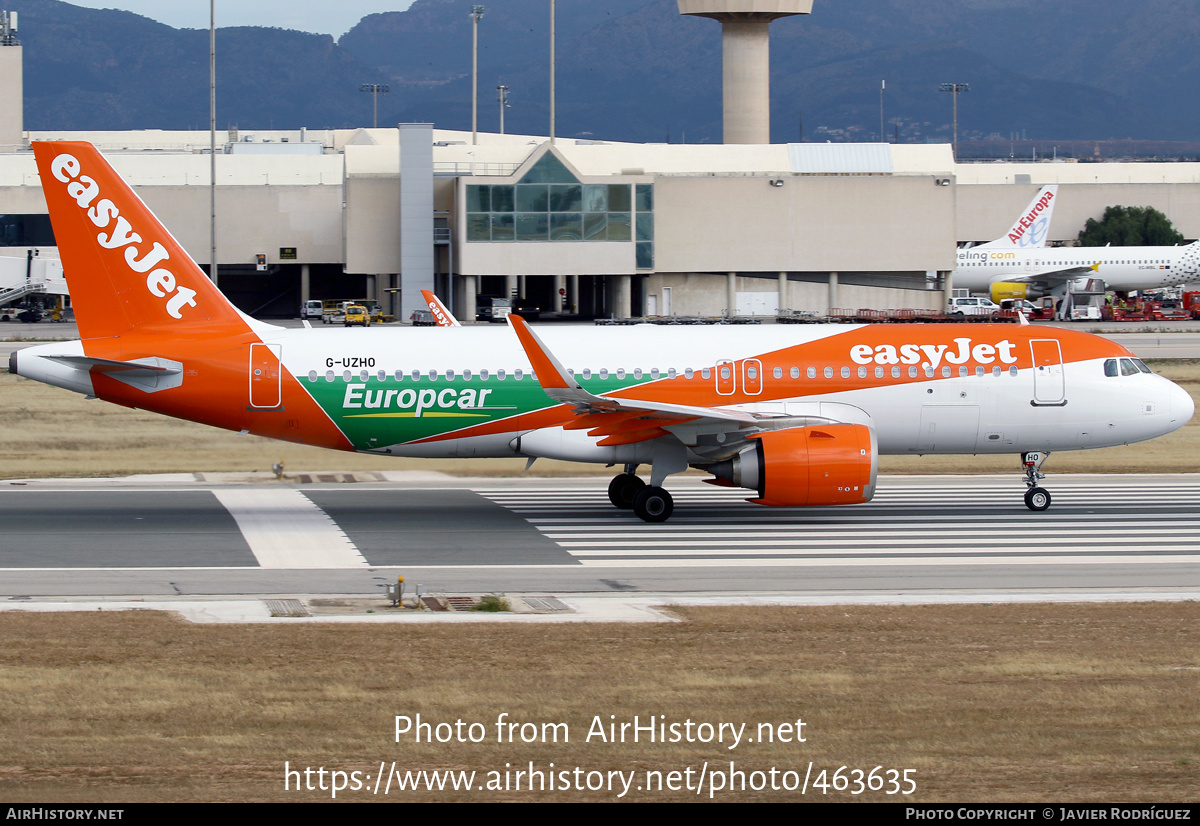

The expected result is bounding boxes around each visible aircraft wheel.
[633,486,673,523]
[607,474,645,509]
[1024,487,1051,511]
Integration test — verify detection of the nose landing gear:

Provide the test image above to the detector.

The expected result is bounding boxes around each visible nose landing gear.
[1022,451,1052,511]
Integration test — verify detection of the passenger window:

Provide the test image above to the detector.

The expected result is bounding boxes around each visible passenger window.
[411,369,420,381]
[857,366,867,378]
[463,369,472,380]
[360,370,369,382]
[807,367,816,379]
[959,366,967,377]
[582,368,591,380]
[307,370,318,382]
[975,366,984,377]
[942,367,952,377]
[1009,366,1018,377]
[891,366,900,378]
[992,366,1001,377]
[634,368,643,379]
[684,368,694,379]
[325,370,335,382]
[497,369,506,380]
[910,366,918,378]
[773,367,783,379]
[651,368,660,379]
[515,369,524,380]
[875,366,884,378]
[446,369,455,380]
[429,370,438,381]
[668,368,677,379]
[701,368,710,380]
[378,370,387,382]
[617,368,626,379]
[823,367,833,379]
[840,367,850,378]
[480,369,489,380]
[600,368,609,380]
[791,367,800,379]
[343,370,352,382]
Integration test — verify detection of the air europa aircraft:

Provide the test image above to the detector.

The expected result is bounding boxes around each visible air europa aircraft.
[953,184,1200,304]
[11,142,1194,522]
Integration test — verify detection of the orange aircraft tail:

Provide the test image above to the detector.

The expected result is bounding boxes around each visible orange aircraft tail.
[32,141,253,340]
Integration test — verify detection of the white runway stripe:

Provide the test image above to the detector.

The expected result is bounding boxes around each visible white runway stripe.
[212,489,367,569]
[476,477,1200,567]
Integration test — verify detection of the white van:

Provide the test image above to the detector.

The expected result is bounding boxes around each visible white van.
[301,300,323,320]
[947,296,1000,317]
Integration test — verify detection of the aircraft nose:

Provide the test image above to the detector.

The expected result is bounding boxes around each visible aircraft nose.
[1170,378,1195,424]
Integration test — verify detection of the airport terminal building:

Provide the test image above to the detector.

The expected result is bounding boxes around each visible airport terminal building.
[2,125,1200,322]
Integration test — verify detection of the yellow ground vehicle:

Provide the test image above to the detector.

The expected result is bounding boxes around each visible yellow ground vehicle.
[343,304,370,327]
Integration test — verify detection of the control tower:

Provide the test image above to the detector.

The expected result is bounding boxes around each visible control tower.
[678,1,812,144]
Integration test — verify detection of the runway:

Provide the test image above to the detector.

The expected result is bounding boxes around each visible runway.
[2,474,1198,599]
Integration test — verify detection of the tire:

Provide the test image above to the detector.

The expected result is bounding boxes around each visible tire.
[1024,487,1051,511]
[633,486,674,523]
[607,474,645,509]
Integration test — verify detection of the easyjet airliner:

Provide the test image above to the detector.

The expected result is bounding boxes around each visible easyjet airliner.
[954,184,1200,303]
[10,143,1194,522]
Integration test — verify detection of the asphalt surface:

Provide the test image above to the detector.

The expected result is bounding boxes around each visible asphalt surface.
[2,475,1197,611]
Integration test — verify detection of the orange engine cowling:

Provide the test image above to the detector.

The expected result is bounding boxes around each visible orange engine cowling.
[708,424,877,507]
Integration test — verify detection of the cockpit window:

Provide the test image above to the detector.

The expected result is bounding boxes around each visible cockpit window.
[1133,359,1152,374]
[1104,359,1118,377]
[1120,358,1139,377]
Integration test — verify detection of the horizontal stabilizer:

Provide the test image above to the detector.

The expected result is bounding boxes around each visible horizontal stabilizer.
[42,354,183,392]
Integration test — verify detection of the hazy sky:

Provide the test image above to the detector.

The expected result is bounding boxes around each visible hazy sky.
[62,1,417,38]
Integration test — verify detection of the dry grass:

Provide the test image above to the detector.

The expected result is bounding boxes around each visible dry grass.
[2,361,1198,479]
[0,604,1197,802]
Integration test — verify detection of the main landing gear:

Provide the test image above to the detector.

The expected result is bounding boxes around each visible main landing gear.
[1021,451,1052,511]
[607,465,674,523]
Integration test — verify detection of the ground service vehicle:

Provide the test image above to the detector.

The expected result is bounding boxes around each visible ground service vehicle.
[301,300,323,320]
[344,304,369,327]
[13,142,1193,523]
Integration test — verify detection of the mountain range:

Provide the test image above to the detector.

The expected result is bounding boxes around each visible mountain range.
[5,0,1200,148]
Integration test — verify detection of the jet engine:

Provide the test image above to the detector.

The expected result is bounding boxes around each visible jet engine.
[990,281,1033,303]
[706,424,877,507]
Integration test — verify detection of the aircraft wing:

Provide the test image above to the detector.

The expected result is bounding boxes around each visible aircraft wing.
[1000,262,1100,287]
[507,314,760,446]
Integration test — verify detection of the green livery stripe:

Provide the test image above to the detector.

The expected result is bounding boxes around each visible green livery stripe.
[302,373,655,449]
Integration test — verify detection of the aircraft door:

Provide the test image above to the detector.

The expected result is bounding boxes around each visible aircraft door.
[249,343,283,409]
[1030,339,1065,405]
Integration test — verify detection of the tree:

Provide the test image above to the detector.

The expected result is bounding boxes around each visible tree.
[1077,205,1185,246]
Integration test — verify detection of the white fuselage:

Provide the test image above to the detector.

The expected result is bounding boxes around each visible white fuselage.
[954,241,1200,295]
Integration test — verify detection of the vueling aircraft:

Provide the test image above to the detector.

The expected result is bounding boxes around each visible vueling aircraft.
[953,184,1200,304]
[10,142,1194,522]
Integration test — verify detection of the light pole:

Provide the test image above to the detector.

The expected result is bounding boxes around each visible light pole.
[210,0,217,287]
[471,5,484,144]
[879,79,885,143]
[549,0,555,144]
[939,81,969,160]
[359,84,389,129]
[497,84,510,135]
